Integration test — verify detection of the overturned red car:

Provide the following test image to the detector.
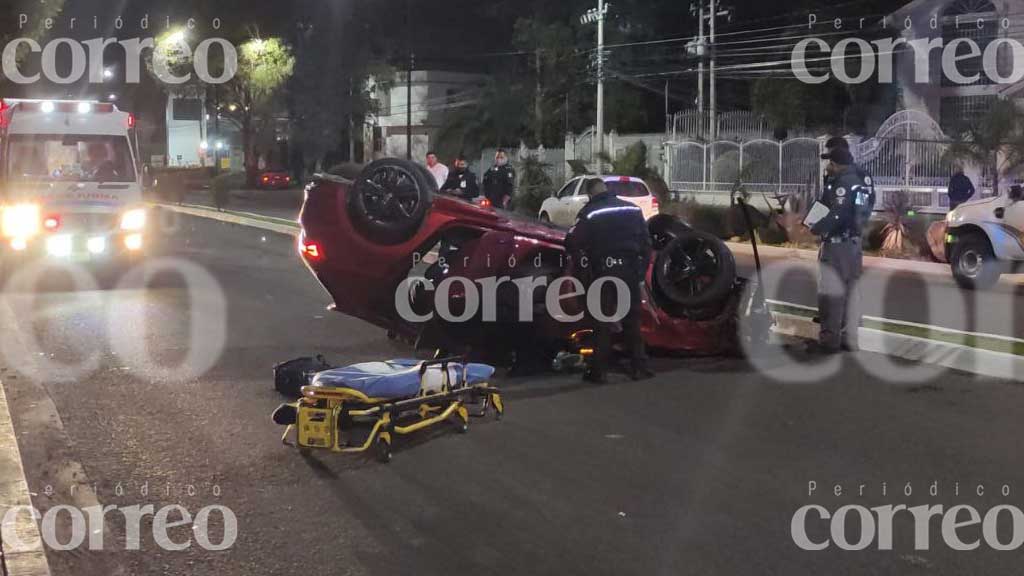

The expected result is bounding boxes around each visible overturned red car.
[297,159,770,365]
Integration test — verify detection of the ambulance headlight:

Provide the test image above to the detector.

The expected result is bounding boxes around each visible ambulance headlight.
[120,208,146,231]
[2,204,41,238]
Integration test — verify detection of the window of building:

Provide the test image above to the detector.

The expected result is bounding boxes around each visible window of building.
[940,95,994,134]
[172,98,203,121]
[941,0,998,87]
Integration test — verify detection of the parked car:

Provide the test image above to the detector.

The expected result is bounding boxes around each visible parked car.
[296,159,769,363]
[257,170,293,190]
[946,185,1024,289]
[538,175,659,228]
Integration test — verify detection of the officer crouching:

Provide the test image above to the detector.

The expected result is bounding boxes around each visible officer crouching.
[565,178,654,382]
[808,147,873,354]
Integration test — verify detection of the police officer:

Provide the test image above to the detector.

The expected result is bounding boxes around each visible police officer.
[565,178,654,382]
[482,149,516,209]
[809,148,872,354]
[823,137,876,206]
[440,156,479,201]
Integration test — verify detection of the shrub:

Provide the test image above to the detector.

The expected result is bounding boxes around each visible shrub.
[327,163,365,180]
[664,196,732,238]
[211,172,245,210]
[514,155,553,215]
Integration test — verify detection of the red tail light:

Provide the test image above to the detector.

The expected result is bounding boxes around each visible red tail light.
[300,241,321,260]
[127,113,136,128]
[651,195,659,210]
[479,198,492,208]
[619,176,631,182]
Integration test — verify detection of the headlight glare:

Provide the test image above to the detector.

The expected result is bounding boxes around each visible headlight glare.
[120,208,146,231]
[2,204,41,238]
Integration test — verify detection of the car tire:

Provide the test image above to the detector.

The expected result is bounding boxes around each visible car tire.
[648,214,692,251]
[951,233,1002,290]
[539,212,551,223]
[654,230,736,309]
[348,159,435,245]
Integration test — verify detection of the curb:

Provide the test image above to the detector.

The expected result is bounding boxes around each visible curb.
[153,202,300,237]
[773,312,1024,380]
[726,240,1024,285]
[0,380,51,576]
[152,201,1023,379]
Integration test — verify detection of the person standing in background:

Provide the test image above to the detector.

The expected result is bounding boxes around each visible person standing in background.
[947,167,975,210]
[425,151,448,190]
[483,149,516,209]
[440,156,479,201]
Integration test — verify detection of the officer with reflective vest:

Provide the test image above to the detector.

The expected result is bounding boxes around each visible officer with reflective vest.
[822,137,876,206]
[809,147,873,354]
[565,178,654,383]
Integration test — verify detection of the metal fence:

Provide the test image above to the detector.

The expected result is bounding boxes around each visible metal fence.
[665,109,995,214]
[666,137,821,199]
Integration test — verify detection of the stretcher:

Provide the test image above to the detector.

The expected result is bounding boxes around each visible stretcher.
[273,356,503,462]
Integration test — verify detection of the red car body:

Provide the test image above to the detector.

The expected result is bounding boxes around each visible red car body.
[298,172,764,358]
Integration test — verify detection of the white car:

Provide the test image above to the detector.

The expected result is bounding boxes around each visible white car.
[945,186,1024,289]
[0,99,146,270]
[538,175,659,228]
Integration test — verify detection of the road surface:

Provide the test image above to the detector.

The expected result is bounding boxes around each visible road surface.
[2,211,1022,575]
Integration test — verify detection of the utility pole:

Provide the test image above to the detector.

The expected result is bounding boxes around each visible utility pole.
[687,3,705,137]
[697,4,704,137]
[405,0,413,160]
[706,0,731,141]
[708,0,715,141]
[596,0,606,174]
[581,1,610,174]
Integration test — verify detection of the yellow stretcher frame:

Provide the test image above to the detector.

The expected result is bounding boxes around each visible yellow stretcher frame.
[280,356,503,462]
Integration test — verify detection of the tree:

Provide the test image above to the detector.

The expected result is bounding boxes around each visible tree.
[944,98,1024,197]
[0,1,66,90]
[228,37,295,183]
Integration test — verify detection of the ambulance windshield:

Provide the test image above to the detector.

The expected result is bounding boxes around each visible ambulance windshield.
[6,134,135,183]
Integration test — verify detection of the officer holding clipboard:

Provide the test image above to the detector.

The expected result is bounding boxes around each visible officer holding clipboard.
[805,147,873,354]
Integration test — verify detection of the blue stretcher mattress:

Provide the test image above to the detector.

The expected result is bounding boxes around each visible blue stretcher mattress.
[310,359,495,400]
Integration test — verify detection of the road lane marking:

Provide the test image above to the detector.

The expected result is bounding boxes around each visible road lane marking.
[0,376,51,576]
[766,299,1024,349]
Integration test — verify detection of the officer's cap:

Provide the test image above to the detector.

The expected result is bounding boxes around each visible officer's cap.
[821,148,854,165]
[824,136,849,151]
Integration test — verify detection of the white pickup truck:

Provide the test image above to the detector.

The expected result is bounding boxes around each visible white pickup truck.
[945,186,1024,289]
[0,98,146,274]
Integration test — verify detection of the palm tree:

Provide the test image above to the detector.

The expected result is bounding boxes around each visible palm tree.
[943,98,1024,196]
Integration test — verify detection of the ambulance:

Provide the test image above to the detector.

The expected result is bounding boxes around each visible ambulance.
[0,99,145,272]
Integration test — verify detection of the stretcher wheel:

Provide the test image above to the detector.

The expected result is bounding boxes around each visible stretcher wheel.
[453,405,469,433]
[376,437,393,463]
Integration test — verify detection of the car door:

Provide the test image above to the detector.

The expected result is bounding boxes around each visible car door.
[562,178,592,226]
[553,178,580,226]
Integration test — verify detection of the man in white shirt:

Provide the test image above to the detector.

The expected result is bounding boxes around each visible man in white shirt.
[425,151,448,190]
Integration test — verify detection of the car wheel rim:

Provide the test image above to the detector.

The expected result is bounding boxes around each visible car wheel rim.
[665,237,719,297]
[357,165,421,223]
[959,249,982,278]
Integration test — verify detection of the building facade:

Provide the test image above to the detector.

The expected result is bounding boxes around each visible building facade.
[891,0,1024,135]
[365,70,487,162]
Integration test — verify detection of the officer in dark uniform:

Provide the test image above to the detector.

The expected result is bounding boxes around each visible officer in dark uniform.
[822,137,876,206]
[440,156,479,201]
[810,148,872,354]
[565,178,654,382]
[482,149,516,209]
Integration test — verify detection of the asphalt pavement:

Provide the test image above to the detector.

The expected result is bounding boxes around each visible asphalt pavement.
[2,212,1023,575]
